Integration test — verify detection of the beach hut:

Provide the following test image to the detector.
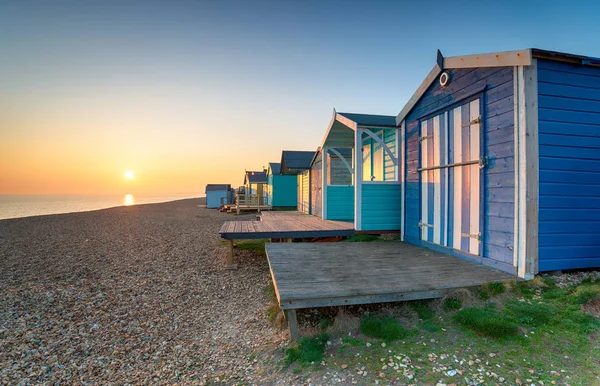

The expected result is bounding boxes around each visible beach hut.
[280,150,316,214]
[318,111,401,228]
[395,48,600,279]
[266,162,298,208]
[310,147,353,219]
[242,170,268,206]
[205,184,232,208]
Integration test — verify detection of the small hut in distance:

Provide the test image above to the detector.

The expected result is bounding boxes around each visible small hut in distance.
[205,184,233,208]
[266,162,298,208]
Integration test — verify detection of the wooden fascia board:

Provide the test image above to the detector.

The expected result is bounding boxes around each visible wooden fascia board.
[443,49,532,69]
[395,64,442,125]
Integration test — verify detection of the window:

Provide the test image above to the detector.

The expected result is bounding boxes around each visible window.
[362,128,397,182]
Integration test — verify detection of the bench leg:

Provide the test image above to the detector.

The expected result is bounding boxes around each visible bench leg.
[226,240,237,269]
[284,309,300,340]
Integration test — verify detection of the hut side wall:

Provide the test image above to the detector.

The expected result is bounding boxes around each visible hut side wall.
[537,59,600,271]
[311,152,323,217]
[404,66,516,273]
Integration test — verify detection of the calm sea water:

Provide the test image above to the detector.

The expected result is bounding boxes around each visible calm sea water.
[0,194,202,220]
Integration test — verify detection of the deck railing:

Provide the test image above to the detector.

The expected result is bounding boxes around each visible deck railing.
[235,193,268,213]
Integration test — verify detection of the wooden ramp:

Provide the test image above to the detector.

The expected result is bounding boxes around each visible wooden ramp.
[265,242,515,339]
[219,211,355,240]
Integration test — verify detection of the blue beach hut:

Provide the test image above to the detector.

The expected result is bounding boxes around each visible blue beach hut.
[280,150,316,214]
[318,111,401,228]
[396,48,600,278]
[266,162,298,208]
[205,184,232,208]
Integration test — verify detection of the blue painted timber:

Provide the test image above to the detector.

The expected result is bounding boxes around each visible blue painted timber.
[537,59,600,271]
[361,184,401,231]
[326,186,354,221]
[404,66,515,272]
[268,174,298,207]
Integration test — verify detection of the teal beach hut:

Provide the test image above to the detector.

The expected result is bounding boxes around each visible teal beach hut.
[266,162,298,208]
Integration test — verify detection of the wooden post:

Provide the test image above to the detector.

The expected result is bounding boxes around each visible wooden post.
[284,309,300,340]
[226,239,237,269]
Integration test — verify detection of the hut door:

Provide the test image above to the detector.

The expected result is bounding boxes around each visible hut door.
[419,99,481,256]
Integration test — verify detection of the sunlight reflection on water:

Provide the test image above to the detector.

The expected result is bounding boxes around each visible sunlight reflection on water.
[124,194,135,206]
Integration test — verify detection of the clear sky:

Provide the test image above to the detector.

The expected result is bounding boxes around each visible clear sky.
[1,0,599,195]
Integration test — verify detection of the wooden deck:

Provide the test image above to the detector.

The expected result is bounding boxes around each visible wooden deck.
[265,242,516,339]
[219,211,355,240]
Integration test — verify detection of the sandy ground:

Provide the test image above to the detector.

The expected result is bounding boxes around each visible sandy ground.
[0,199,289,385]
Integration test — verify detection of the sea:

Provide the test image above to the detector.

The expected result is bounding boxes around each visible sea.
[0,194,202,220]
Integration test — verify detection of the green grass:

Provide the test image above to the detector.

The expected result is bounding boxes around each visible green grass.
[565,286,600,305]
[486,282,506,296]
[408,300,434,320]
[285,334,329,364]
[442,297,462,312]
[319,317,333,331]
[504,300,554,327]
[234,239,267,256]
[453,307,519,338]
[359,314,410,342]
[346,234,380,242]
[282,279,600,384]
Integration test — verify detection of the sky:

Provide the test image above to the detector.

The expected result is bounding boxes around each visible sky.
[1,0,600,196]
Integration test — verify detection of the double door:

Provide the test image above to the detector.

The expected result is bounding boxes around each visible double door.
[419,98,482,256]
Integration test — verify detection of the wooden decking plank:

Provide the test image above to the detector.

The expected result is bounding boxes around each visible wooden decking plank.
[266,242,515,307]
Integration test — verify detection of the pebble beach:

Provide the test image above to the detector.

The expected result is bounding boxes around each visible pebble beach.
[0,198,287,385]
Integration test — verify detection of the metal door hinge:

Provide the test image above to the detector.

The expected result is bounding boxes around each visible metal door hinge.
[479,156,489,169]
[419,135,433,143]
[419,221,434,228]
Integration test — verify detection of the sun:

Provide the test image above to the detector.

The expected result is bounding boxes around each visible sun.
[124,170,135,180]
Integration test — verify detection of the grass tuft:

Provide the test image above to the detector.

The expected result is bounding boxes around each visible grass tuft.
[409,301,435,320]
[319,317,333,332]
[442,298,462,312]
[453,307,519,338]
[346,234,380,242]
[566,286,600,305]
[235,239,267,256]
[285,333,329,364]
[486,282,506,296]
[360,314,410,342]
[504,300,554,327]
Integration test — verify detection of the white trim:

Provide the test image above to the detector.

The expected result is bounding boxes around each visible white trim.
[354,127,363,231]
[443,112,449,247]
[469,99,481,255]
[362,181,402,185]
[452,106,463,250]
[322,147,328,220]
[400,121,406,241]
[444,49,532,69]
[513,67,520,269]
[327,147,354,175]
[516,65,528,278]
[421,120,428,241]
[335,113,358,132]
[433,115,441,245]
[515,60,539,279]
[396,64,442,125]
[362,128,398,165]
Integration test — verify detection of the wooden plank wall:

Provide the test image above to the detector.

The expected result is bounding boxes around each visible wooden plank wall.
[404,66,516,273]
[537,59,600,271]
[311,152,323,217]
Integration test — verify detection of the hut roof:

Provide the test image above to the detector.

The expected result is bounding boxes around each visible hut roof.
[205,184,231,193]
[280,150,316,174]
[268,162,281,176]
[244,170,267,184]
